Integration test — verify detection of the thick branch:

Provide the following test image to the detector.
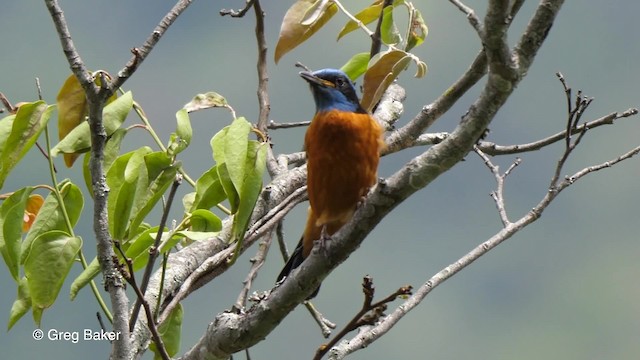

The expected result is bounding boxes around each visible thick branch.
[44,2,131,359]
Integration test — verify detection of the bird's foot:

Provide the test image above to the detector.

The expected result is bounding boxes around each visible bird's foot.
[314,225,332,255]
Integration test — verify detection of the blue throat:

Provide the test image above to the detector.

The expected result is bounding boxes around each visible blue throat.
[312,88,360,113]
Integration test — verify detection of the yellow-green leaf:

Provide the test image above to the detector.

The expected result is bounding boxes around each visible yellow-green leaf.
[150,303,183,359]
[230,141,267,264]
[380,5,400,45]
[21,181,83,264]
[337,0,404,40]
[69,256,100,301]
[274,0,338,64]
[191,165,227,211]
[0,187,34,281]
[8,276,31,330]
[0,102,54,188]
[24,231,81,327]
[340,52,370,80]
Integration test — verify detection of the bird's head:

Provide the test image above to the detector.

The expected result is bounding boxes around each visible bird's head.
[299,69,366,114]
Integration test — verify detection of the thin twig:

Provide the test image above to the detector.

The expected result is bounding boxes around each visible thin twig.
[332,0,374,38]
[315,276,411,360]
[112,0,195,90]
[254,0,269,134]
[405,107,638,156]
[96,312,108,335]
[220,0,256,17]
[474,146,521,226]
[130,175,182,332]
[114,243,171,360]
[327,139,640,359]
[31,78,59,173]
[154,252,169,321]
[369,0,393,58]
[268,120,311,129]
[276,219,335,338]
[304,301,336,338]
[234,233,273,310]
[0,92,15,113]
[448,0,483,36]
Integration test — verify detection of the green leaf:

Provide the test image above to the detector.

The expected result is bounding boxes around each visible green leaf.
[274,0,338,64]
[380,5,401,45]
[24,231,81,326]
[69,256,100,300]
[51,91,133,161]
[0,102,54,188]
[340,52,370,80]
[210,127,229,165]
[190,209,222,232]
[183,92,229,113]
[405,7,428,51]
[230,141,267,263]
[337,1,382,40]
[182,192,195,213]
[125,226,160,271]
[225,117,252,192]
[217,163,239,214]
[22,181,83,264]
[176,109,193,145]
[107,148,152,240]
[174,230,217,241]
[191,166,227,211]
[8,276,31,330]
[0,187,34,281]
[168,109,192,157]
[150,303,183,359]
[84,128,128,195]
[337,0,404,40]
[0,114,16,160]
[128,152,178,236]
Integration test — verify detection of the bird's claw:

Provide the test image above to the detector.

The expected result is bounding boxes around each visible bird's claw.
[314,225,332,256]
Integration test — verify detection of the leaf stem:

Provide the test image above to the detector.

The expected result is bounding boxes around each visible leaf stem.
[44,123,113,322]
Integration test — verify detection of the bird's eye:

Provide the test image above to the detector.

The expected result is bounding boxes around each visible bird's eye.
[335,77,346,88]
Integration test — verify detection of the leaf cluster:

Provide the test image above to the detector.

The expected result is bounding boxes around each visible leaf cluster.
[0,74,267,353]
[275,0,428,111]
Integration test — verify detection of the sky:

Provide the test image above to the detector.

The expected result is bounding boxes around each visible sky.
[1,1,639,359]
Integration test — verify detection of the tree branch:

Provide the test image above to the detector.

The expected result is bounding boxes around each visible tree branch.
[473,146,520,226]
[44,2,132,358]
[448,0,483,36]
[327,139,640,359]
[130,170,308,357]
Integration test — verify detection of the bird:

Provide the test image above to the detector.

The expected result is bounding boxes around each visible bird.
[276,68,385,299]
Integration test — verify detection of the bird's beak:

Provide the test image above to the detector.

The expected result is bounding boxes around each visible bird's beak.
[299,71,335,88]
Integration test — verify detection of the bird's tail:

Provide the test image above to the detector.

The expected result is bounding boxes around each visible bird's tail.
[276,237,320,299]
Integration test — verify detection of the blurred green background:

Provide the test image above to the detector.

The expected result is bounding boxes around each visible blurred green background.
[1,1,639,359]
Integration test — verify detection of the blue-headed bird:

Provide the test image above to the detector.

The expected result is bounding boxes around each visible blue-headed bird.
[276,69,384,298]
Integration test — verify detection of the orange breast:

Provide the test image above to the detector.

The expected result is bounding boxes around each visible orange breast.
[304,109,384,228]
